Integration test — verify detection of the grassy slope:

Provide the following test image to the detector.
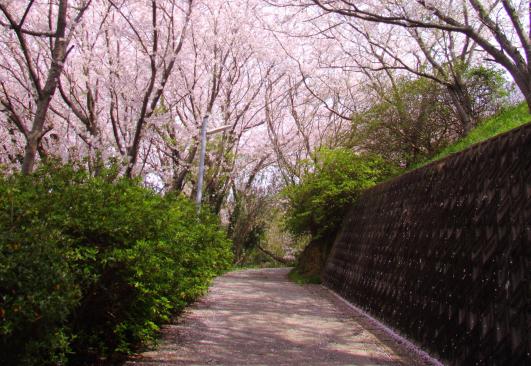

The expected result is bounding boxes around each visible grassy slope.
[413,102,530,169]
[289,103,529,282]
[288,267,322,285]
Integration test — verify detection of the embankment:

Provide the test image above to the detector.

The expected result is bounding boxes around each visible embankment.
[323,123,530,365]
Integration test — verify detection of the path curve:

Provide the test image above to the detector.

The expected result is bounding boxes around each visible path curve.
[127,268,436,366]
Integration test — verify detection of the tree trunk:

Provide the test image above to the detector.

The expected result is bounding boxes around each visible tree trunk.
[21,0,69,174]
[512,73,531,114]
[446,85,475,137]
[172,144,198,192]
[21,43,67,174]
[257,244,291,265]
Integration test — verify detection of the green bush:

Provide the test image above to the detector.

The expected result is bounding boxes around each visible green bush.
[413,102,530,168]
[283,149,398,239]
[0,163,232,365]
[0,225,79,365]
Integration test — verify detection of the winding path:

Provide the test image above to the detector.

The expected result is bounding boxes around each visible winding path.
[127,268,437,366]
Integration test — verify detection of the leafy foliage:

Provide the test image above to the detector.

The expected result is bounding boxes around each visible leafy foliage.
[228,187,272,265]
[283,149,399,239]
[0,163,232,365]
[288,268,321,285]
[461,65,508,118]
[414,102,530,168]
[350,68,507,168]
[350,77,458,168]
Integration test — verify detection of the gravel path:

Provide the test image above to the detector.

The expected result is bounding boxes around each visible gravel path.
[127,268,437,366]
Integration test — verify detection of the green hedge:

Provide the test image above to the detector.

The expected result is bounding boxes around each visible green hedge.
[283,149,399,239]
[0,164,233,365]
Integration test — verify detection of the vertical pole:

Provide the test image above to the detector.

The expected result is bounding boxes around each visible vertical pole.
[196,114,209,214]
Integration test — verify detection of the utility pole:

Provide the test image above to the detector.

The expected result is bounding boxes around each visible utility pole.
[196,114,209,214]
[195,114,232,214]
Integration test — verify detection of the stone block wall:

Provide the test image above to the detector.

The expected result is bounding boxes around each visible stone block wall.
[323,124,530,365]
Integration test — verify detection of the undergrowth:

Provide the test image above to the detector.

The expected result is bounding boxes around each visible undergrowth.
[413,102,530,169]
[288,268,322,285]
[0,163,233,365]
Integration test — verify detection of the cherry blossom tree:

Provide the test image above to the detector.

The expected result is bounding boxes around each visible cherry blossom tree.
[103,0,193,177]
[145,0,292,205]
[301,0,531,111]
[0,0,92,174]
[1,0,517,215]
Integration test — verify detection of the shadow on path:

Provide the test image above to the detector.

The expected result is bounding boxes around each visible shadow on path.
[127,268,433,366]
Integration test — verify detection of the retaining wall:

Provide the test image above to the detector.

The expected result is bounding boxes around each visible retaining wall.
[323,123,531,365]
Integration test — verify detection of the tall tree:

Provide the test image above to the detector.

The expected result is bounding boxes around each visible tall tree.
[0,0,92,173]
[107,0,193,177]
[304,0,531,111]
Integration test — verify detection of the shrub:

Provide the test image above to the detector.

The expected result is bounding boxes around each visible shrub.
[0,163,232,365]
[349,68,508,168]
[283,149,398,239]
[0,225,79,365]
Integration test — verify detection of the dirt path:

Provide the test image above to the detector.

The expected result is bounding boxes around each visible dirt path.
[127,268,437,366]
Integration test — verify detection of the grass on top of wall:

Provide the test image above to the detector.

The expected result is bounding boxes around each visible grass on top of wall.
[413,102,530,169]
